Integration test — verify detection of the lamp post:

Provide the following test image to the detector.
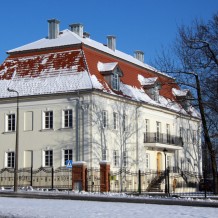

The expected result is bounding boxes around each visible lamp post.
[7,88,19,192]
[163,148,168,194]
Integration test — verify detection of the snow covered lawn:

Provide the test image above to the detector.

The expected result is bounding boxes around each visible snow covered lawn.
[0,197,217,218]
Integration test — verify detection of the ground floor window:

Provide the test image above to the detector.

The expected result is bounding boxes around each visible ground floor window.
[44,150,53,167]
[6,152,15,168]
[64,149,72,165]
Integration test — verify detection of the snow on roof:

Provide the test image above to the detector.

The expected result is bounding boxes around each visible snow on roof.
[97,62,118,72]
[172,88,189,97]
[7,30,81,53]
[138,74,158,86]
[7,29,170,78]
[1,28,200,118]
[0,71,92,98]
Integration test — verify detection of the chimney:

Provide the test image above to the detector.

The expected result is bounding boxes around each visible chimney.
[107,35,116,51]
[69,23,84,37]
[47,19,60,39]
[134,50,144,62]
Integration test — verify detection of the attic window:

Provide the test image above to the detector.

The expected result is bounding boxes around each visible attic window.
[98,62,123,91]
[112,73,119,90]
[138,75,161,102]
[172,88,192,110]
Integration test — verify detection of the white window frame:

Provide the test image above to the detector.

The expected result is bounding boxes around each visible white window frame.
[145,153,150,169]
[113,112,118,130]
[156,122,161,142]
[113,150,119,167]
[6,113,16,132]
[44,150,53,167]
[144,119,149,142]
[102,110,108,128]
[63,109,73,128]
[123,151,128,167]
[63,149,73,166]
[111,73,120,91]
[102,148,107,161]
[123,115,128,132]
[6,151,15,168]
[43,111,53,129]
[166,124,170,143]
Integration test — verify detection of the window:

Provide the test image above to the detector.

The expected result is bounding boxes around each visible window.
[145,153,150,169]
[44,111,53,129]
[123,151,128,167]
[112,73,119,90]
[156,122,161,142]
[102,111,107,128]
[102,148,107,160]
[64,149,72,165]
[113,150,119,167]
[166,124,170,143]
[153,85,160,102]
[113,112,118,130]
[123,115,127,132]
[193,130,197,144]
[6,152,15,168]
[144,119,149,142]
[7,114,15,132]
[44,150,53,167]
[63,109,72,128]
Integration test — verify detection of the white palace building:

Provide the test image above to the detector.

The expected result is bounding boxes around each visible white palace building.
[0,19,202,192]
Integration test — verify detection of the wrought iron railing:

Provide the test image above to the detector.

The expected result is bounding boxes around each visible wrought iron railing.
[143,132,183,146]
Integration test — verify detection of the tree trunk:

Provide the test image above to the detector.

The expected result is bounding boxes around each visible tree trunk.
[195,75,218,194]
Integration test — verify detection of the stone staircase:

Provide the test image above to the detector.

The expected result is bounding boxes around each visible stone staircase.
[146,171,165,192]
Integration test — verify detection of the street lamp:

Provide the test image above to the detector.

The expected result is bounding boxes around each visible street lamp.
[7,87,19,192]
[163,148,168,194]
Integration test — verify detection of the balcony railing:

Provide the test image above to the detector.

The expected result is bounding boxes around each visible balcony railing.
[143,132,183,147]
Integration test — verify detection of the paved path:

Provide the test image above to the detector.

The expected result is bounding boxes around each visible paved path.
[0,191,218,208]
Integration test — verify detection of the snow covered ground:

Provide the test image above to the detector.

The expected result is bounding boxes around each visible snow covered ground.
[0,197,217,218]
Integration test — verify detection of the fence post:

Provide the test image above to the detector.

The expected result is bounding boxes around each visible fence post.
[138,169,141,195]
[167,168,170,196]
[30,167,33,187]
[51,167,54,189]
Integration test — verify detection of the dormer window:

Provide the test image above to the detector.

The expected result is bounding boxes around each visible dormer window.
[172,88,192,110]
[138,75,161,102]
[112,73,119,90]
[98,61,123,91]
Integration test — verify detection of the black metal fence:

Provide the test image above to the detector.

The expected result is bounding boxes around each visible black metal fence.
[0,166,213,196]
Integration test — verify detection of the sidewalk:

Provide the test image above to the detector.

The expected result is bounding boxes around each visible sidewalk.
[0,191,218,208]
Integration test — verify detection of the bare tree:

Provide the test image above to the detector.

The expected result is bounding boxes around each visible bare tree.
[153,13,218,193]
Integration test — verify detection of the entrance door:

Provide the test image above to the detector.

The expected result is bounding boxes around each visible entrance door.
[157,152,162,173]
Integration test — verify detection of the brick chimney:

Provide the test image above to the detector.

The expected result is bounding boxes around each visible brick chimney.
[47,19,60,39]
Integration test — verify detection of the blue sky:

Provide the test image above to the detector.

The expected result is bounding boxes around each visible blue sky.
[0,0,217,64]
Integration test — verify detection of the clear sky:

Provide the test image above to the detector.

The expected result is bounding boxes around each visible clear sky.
[0,0,217,65]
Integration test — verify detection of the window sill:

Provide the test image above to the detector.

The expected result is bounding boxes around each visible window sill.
[58,127,73,131]
[3,131,16,134]
[40,129,55,132]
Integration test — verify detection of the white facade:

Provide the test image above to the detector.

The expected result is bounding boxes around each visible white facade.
[0,90,201,174]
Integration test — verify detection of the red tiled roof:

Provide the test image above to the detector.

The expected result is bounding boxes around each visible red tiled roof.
[82,45,179,100]
[0,47,86,80]
[0,42,179,101]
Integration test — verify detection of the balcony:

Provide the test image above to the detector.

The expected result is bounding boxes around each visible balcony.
[143,132,183,150]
